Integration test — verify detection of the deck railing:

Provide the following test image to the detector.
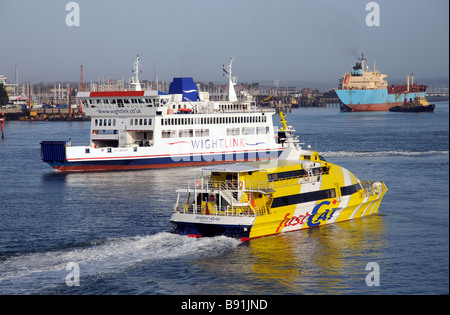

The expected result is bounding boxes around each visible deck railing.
[189,173,323,192]
[174,203,265,217]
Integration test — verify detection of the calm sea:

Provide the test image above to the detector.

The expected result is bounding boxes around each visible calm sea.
[0,102,448,295]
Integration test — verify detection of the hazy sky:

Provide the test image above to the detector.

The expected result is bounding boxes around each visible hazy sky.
[0,0,448,85]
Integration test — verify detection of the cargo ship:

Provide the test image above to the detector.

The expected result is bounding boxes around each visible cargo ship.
[170,121,387,241]
[336,53,427,112]
[40,57,288,172]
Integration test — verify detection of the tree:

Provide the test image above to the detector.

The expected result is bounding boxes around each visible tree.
[0,83,9,106]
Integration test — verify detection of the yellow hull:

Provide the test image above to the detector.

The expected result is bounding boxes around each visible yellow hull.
[249,185,387,239]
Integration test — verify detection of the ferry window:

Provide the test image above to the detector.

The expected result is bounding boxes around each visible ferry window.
[113,119,116,126]
[144,119,147,125]
[179,129,193,137]
[117,99,124,107]
[135,119,138,125]
[242,127,255,135]
[96,99,102,104]
[149,119,152,125]
[162,130,177,138]
[108,119,112,126]
[256,127,265,134]
[227,128,240,136]
[139,119,143,125]
[271,188,337,208]
[341,183,363,196]
[124,99,130,104]
[154,98,160,107]
[131,99,137,104]
[94,119,98,126]
[103,99,109,105]
[104,119,107,126]
[195,129,209,137]
[110,99,116,104]
[99,119,103,126]
[139,99,145,104]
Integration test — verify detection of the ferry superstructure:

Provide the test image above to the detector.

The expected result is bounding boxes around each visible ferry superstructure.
[40,57,287,172]
[336,53,427,111]
[171,131,387,241]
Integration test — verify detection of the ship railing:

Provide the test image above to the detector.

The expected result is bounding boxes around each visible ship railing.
[174,203,264,218]
[360,180,386,197]
[189,174,322,192]
[174,107,276,115]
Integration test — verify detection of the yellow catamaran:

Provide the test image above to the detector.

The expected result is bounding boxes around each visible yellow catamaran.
[170,114,388,241]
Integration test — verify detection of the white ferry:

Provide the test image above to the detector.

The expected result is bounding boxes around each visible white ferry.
[41,57,289,172]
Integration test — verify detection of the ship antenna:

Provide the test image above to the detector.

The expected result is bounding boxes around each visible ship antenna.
[224,58,238,102]
[131,55,142,91]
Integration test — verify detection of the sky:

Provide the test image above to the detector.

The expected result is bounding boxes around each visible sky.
[0,0,448,85]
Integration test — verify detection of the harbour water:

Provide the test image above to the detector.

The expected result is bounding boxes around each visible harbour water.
[0,102,448,295]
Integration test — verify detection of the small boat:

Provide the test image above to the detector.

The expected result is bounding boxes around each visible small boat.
[389,96,435,112]
[170,121,388,242]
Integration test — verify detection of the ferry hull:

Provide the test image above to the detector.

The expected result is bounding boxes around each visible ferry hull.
[42,146,283,172]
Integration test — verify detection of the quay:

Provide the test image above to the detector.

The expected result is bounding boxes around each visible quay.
[0,107,87,121]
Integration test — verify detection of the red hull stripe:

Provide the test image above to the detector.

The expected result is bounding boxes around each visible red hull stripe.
[347,103,400,111]
[187,234,203,238]
[53,159,265,172]
[89,91,146,97]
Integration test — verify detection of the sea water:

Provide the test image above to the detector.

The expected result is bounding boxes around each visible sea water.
[0,102,448,295]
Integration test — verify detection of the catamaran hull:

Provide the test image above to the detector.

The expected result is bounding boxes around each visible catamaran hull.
[171,189,387,242]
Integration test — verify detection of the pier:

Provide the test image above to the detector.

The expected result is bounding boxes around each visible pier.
[0,107,87,121]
